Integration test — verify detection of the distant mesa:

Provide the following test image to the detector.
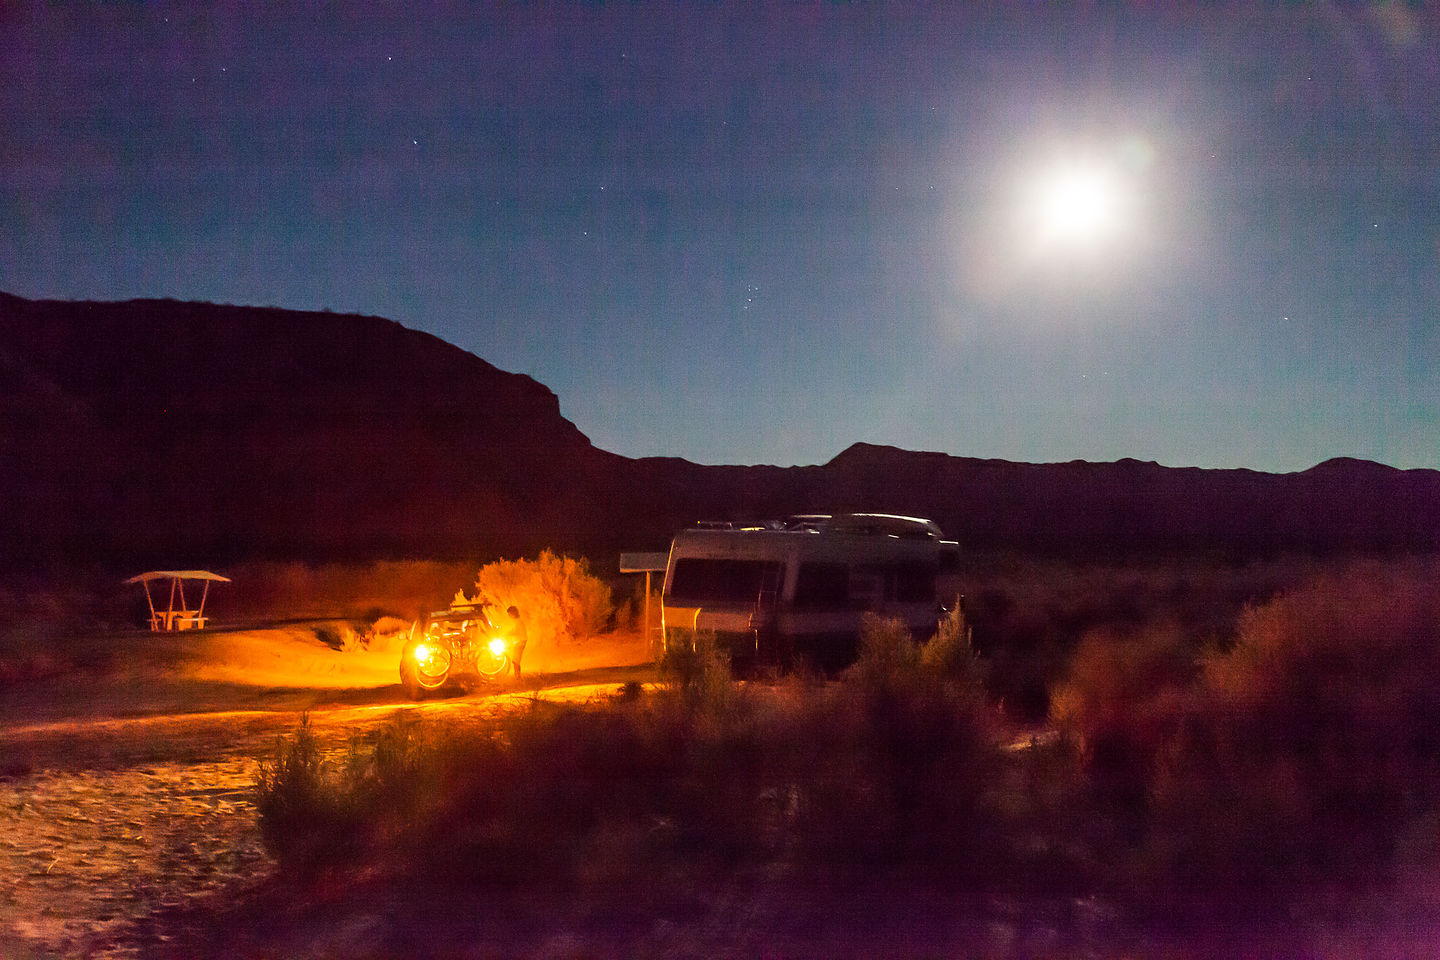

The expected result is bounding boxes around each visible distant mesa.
[2,292,1437,572]
[1302,456,1403,476]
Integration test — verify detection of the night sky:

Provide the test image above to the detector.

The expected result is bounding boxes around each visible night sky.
[4,5,1437,471]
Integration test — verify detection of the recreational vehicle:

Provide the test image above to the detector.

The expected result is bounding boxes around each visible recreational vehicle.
[660,514,961,671]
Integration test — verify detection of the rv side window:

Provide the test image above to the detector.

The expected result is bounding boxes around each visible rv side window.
[851,563,936,604]
[668,559,783,604]
[793,562,850,608]
[892,563,937,603]
[848,567,885,607]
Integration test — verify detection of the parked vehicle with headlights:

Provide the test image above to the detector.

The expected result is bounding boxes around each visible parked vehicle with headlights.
[400,603,512,698]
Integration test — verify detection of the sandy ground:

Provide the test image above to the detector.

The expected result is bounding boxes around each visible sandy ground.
[0,623,654,959]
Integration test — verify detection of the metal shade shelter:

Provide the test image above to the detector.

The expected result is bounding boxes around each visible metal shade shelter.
[619,552,669,646]
[125,570,230,631]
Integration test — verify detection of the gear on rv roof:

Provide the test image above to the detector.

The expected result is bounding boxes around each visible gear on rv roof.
[691,514,942,539]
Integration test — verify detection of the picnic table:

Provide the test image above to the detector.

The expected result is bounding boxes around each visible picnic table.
[124,570,230,631]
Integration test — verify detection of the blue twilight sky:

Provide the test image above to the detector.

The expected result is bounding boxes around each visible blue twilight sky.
[3,4,1437,471]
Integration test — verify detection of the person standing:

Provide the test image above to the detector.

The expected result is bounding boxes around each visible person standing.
[504,605,528,680]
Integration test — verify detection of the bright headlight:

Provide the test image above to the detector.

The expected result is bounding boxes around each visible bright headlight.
[488,637,507,657]
[412,642,435,664]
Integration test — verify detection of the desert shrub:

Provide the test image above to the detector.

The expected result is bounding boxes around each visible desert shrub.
[791,615,1000,868]
[923,600,986,689]
[952,554,1318,720]
[257,623,1011,884]
[847,611,988,710]
[657,629,733,712]
[1145,561,1440,896]
[365,615,414,655]
[466,550,612,648]
[254,715,362,866]
[846,614,923,691]
[311,623,346,650]
[1052,624,1198,735]
[1050,623,1197,834]
[256,693,790,880]
[255,711,497,869]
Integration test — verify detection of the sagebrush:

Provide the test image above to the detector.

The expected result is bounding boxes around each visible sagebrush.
[254,559,1440,931]
[256,613,1010,882]
[464,550,612,649]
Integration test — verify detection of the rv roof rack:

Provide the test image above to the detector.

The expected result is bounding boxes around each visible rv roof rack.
[692,520,786,531]
[824,514,942,540]
[691,514,942,539]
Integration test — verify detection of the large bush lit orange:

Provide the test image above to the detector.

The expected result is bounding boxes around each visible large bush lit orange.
[466,550,612,649]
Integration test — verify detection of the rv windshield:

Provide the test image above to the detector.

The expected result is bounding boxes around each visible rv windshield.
[668,558,782,604]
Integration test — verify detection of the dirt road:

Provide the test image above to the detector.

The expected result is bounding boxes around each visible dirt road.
[0,624,654,959]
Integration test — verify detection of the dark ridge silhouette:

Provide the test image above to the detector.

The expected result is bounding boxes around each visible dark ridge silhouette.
[2,292,1437,572]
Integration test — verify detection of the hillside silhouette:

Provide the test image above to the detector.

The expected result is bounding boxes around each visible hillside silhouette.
[3,292,1437,572]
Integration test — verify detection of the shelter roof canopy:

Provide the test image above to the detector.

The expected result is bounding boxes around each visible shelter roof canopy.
[124,570,231,584]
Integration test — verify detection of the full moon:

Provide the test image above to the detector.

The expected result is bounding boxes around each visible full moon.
[1037,165,1119,241]
[1016,154,1136,258]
